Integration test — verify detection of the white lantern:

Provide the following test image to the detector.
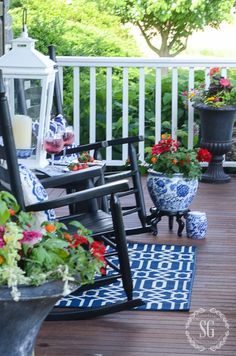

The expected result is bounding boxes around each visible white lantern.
[0,26,56,168]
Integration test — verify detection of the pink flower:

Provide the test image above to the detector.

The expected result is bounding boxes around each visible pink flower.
[0,237,5,248]
[220,78,231,87]
[0,226,5,248]
[20,230,43,246]
[0,225,5,238]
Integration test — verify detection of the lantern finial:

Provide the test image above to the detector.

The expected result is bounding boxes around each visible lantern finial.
[21,8,28,38]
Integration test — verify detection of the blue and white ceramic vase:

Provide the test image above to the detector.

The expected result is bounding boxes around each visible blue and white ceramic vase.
[186,211,207,239]
[147,171,198,212]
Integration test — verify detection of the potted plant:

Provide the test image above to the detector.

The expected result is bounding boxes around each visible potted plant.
[184,67,236,183]
[0,191,106,356]
[145,134,212,212]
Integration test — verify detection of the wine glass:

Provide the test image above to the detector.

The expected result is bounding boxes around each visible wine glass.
[62,126,75,163]
[44,131,64,167]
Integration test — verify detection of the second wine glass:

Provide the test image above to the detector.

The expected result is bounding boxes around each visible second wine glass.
[44,132,64,166]
[62,126,75,163]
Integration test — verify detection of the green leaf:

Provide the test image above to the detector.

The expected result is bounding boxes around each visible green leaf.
[163,93,172,105]
[0,201,10,225]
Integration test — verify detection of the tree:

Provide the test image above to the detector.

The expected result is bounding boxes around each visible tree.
[9,0,141,130]
[101,0,235,57]
[9,0,140,57]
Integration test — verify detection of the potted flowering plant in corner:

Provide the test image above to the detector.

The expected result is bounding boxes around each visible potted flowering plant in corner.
[184,67,236,183]
[145,134,212,213]
[0,191,106,356]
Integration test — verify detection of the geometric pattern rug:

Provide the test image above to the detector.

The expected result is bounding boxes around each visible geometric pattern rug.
[56,243,197,311]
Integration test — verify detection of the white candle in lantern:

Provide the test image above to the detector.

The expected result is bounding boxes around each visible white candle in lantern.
[12,115,32,149]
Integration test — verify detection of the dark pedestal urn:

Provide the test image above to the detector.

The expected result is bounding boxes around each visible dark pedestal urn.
[195,104,236,183]
[0,280,76,356]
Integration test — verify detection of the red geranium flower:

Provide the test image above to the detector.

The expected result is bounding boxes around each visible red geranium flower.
[210,67,220,76]
[152,138,178,155]
[197,148,212,163]
[70,234,89,248]
[91,241,106,261]
[100,266,107,275]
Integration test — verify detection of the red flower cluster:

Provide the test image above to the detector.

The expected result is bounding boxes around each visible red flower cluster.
[146,134,212,179]
[209,67,220,76]
[91,241,107,275]
[152,136,178,155]
[197,148,212,163]
[69,234,89,249]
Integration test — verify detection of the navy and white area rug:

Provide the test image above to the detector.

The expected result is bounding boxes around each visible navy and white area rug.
[57,243,197,311]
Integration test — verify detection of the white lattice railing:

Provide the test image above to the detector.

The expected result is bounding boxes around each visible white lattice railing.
[57,56,236,167]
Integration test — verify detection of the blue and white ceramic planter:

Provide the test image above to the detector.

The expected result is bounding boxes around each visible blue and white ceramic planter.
[147,171,198,212]
[186,211,207,239]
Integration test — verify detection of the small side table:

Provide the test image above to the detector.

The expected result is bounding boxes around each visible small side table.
[147,207,189,237]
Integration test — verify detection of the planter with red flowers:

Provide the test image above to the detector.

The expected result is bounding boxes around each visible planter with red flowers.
[0,191,106,356]
[145,135,212,213]
[186,67,236,183]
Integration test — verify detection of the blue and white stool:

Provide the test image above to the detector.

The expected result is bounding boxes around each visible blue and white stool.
[186,211,207,239]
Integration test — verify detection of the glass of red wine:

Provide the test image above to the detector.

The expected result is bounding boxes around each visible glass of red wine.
[44,131,64,166]
[62,126,75,163]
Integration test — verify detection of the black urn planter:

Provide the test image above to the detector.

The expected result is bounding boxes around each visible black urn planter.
[0,280,76,356]
[194,104,236,183]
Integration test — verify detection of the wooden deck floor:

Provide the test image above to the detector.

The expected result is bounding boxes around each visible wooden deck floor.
[36,176,236,356]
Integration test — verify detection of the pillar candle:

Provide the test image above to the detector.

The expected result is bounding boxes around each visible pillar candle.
[12,115,32,149]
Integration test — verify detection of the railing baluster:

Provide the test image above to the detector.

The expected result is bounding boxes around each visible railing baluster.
[171,67,178,139]
[106,67,112,162]
[188,67,195,149]
[73,67,80,145]
[58,67,64,103]
[155,67,162,144]
[221,67,227,78]
[90,67,96,144]
[122,67,129,162]
[139,67,145,161]
[205,67,210,88]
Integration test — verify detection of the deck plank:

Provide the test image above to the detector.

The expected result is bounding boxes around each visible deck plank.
[36,176,236,355]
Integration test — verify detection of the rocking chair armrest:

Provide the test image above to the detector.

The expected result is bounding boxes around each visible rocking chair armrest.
[25,180,129,212]
[55,140,107,157]
[105,135,144,147]
[39,166,104,188]
[104,171,132,183]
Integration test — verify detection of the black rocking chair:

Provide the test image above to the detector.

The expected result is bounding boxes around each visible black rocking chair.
[0,70,144,320]
[48,45,152,236]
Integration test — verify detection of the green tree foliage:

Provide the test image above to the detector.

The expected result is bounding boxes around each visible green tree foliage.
[9,0,141,132]
[101,0,235,57]
[10,0,140,57]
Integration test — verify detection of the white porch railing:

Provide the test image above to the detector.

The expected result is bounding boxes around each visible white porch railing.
[57,56,236,167]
